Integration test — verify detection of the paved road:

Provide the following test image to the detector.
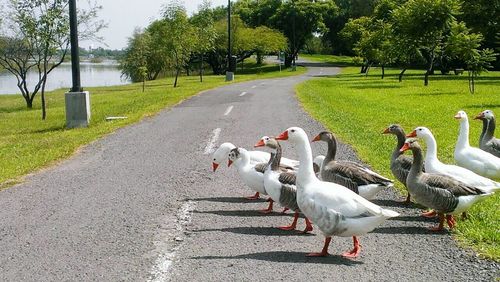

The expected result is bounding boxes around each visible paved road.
[0,63,498,281]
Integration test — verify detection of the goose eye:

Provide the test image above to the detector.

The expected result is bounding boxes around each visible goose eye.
[213,158,216,161]
[291,129,295,133]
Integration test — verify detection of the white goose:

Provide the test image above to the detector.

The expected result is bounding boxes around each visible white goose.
[408,126,500,193]
[211,142,300,172]
[255,136,313,233]
[228,147,274,211]
[454,111,500,180]
[276,127,399,258]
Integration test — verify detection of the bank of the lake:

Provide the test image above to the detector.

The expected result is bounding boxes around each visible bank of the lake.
[0,61,129,95]
[0,63,305,188]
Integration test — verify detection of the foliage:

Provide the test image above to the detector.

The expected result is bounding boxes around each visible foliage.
[446,21,497,93]
[296,66,500,260]
[161,2,197,87]
[0,0,104,119]
[236,0,337,67]
[190,0,217,81]
[120,28,151,83]
[392,0,460,85]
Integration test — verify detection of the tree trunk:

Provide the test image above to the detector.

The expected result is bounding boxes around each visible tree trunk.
[365,63,373,77]
[424,51,435,86]
[199,54,203,83]
[26,96,33,109]
[174,68,180,88]
[142,79,145,92]
[256,52,263,65]
[381,65,385,79]
[398,68,407,82]
[41,85,47,120]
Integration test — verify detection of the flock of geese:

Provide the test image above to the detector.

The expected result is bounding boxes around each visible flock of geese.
[210,109,500,258]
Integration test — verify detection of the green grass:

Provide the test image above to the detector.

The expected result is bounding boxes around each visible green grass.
[0,63,305,187]
[296,65,500,261]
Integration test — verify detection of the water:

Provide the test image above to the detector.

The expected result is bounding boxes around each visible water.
[0,61,130,95]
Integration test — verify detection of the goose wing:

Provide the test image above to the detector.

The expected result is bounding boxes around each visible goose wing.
[422,174,485,196]
[278,172,296,185]
[321,163,359,194]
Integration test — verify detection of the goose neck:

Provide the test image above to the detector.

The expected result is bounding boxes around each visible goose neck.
[324,136,337,165]
[484,117,496,142]
[457,119,470,148]
[422,134,438,161]
[393,131,406,157]
[270,143,282,171]
[409,146,424,178]
[296,138,316,184]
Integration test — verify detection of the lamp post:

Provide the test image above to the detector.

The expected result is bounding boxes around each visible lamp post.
[225,0,234,81]
[65,0,91,128]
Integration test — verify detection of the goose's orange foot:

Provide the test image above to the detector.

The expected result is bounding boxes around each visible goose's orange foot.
[281,207,289,214]
[428,214,445,231]
[298,217,313,234]
[341,236,361,258]
[421,210,437,218]
[446,215,456,229]
[278,211,299,230]
[306,237,331,257]
[259,200,274,214]
[245,192,260,200]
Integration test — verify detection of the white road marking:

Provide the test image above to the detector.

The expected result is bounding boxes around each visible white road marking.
[224,105,234,116]
[251,85,257,89]
[203,128,221,155]
[239,91,247,97]
[147,201,197,282]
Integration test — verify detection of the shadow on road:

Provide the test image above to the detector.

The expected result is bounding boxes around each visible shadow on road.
[193,209,292,217]
[193,226,315,237]
[191,196,266,204]
[389,215,436,222]
[191,251,363,265]
[371,226,449,235]
[371,199,419,209]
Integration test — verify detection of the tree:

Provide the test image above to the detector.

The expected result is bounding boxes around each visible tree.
[236,0,337,68]
[0,0,104,120]
[190,0,217,82]
[392,0,460,86]
[446,22,497,93]
[162,3,196,87]
[119,28,150,87]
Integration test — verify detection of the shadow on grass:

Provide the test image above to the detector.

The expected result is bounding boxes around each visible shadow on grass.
[467,104,500,109]
[193,226,315,237]
[191,251,363,265]
[348,84,402,90]
[31,125,65,134]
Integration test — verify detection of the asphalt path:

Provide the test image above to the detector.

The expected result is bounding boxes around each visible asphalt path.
[0,62,498,281]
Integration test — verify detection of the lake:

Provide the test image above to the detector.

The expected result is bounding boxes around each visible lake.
[0,61,130,95]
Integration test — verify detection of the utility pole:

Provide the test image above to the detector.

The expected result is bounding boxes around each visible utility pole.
[226,0,234,81]
[65,0,91,128]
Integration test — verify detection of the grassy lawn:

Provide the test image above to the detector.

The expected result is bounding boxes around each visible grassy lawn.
[300,54,357,66]
[296,60,499,261]
[0,63,305,187]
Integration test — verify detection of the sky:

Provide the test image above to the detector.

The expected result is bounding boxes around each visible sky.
[82,0,228,50]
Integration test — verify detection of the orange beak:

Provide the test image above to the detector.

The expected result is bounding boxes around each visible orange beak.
[406,130,417,138]
[382,128,390,134]
[311,134,321,142]
[212,162,219,172]
[474,113,484,120]
[454,114,461,119]
[275,130,289,141]
[254,139,265,147]
[399,143,410,153]
[227,159,233,167]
